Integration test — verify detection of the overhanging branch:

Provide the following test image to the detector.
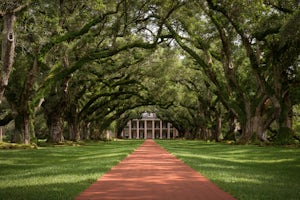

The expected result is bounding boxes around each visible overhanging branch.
[0,112,16,126]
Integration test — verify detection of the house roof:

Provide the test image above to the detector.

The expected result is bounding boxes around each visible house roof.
[141,112,157,119]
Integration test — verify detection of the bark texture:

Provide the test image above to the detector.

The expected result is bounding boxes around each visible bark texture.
[0,13,16,102]
[47,114,64,143]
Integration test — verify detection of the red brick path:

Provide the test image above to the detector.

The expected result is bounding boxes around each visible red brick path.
[75,140,236,200]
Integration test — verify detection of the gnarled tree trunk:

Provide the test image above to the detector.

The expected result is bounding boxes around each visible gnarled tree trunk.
[68,119,80,141]
[47,114,64,143]
[13,113,30,144]
[44,92,67,143]
[276,93,293,144]
[242,116,268,143]
[239,99,271,144]
[0,12,16,103]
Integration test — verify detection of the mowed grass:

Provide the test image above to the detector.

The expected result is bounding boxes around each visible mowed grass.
[0,140,144,200]
[156,140,300,200]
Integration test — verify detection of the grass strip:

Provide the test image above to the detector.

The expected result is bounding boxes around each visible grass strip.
[0,140,144,200]
[156,140,300,200]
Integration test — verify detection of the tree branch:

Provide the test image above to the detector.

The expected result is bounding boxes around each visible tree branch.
[39,1,123,56]
[13,0,32,13]
[0,112,16,126]
[263,1,294,13]
[206,0,270,98]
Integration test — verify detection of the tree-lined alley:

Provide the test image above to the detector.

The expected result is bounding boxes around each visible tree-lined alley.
[0,0,299,145]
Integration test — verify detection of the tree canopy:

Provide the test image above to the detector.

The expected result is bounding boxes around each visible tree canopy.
[0,0,299,145]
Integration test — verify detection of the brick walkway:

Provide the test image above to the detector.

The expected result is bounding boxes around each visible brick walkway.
[75,140,236,200]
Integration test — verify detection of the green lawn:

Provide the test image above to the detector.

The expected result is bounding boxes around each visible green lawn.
[0,140,143,200]
[1,139,299,200]
[156,140,300,200]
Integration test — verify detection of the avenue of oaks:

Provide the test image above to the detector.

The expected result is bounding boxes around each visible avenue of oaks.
[0,0,299,145]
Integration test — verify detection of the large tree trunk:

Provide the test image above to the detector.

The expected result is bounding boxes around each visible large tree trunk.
[47,114,64,143]
[9,57,40,144]
[240,114,269,144]
[43,92,66,143]
[44,97,66,143]
[276,93,293,144]
[43,55,70,143]
[0,13,16,103]
[240,119,253,144]
[23,114,30,144]
[68,120,80,141]
[270,77,293,144]
[66,104,80,141]
[13,113,30,144]
[201,127,211,140]
[252,115,268,142]
[239,100,270,144]
[212,115,222,142]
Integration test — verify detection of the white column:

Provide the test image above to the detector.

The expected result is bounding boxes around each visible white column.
[160,120,163,139]
[137,120,139,139]
[144,120,147,139]
[152,120,155,139]
[128,120,132,139]
[167,122,170,139]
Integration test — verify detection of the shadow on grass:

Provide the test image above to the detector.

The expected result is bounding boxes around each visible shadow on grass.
[0,140,144,200]
[1,182,93,200]
[156,140,300,200]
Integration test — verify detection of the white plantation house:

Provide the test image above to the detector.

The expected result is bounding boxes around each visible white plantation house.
[121,112,179,139]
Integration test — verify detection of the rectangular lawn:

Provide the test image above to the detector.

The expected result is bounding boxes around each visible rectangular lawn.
[0,140,143,200]
[156,140,300,200]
